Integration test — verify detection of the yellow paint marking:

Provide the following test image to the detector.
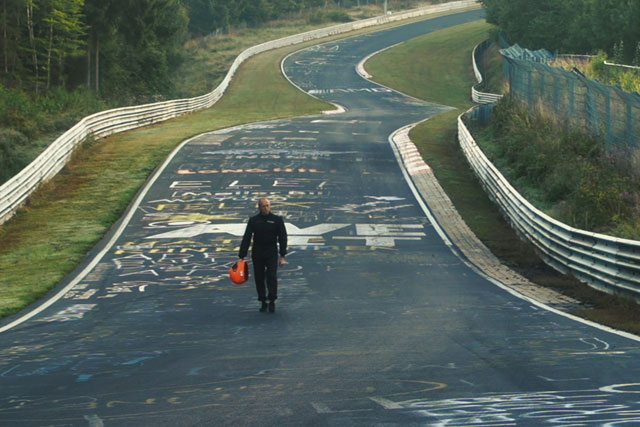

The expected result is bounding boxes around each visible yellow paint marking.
[106,398,156,408]
[275,201,314,209]
[315,350,375,356]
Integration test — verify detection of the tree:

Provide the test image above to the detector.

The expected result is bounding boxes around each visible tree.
[1,0,26,78]
[184,0,216,36]
[0,0,86,93]
[481,0,640,59]
[91,0,187,100]
[42,0,85,89]
[238,0,274,27]
[84,0,114,92]
[82,0,188,99]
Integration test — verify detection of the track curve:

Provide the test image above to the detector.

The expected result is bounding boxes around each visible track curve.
[3,9,640,426]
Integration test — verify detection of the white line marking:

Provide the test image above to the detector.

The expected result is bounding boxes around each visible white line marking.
[538,376,590,382]
[0,133,198,333]
[569,351,626,355]
[356,43,402,79]
[600,383,640,393]
[281,50,346,115]
[84,415,104,427]
[1,365,20,377]
[594,336,611,350]
[370,396,403,409]
[388,122,640,344]
[311,402,331,414]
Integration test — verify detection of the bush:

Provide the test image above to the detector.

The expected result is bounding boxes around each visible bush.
[587,51,640,93]
[0,84,111,185]
[0,85,109,139]
[0,129,29,184]
[471,97,640,235]
[0,87,40,138]
[307,10,352,25]
[325,10,352,22]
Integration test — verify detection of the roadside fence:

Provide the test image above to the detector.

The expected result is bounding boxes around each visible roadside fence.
[501,44,640,150]
[459,41,640,299]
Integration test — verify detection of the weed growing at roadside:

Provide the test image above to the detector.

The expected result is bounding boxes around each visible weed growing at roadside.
[469,97,640,237]
[587,51,640,93]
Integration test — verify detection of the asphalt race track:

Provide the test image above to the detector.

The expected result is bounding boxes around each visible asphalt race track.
[4,9,640,426]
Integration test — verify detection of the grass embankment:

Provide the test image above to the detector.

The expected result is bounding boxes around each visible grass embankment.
[0,5,481,320]
[366,20,640,334]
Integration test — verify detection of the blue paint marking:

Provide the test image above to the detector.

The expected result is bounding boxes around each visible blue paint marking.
[121,357,153,366]
[0,365,20,377]
[187,367,204,376]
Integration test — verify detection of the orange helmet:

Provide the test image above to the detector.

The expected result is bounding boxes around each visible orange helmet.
[229,260,249,285]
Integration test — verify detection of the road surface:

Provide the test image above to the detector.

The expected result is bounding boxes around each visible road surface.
[3,8,640,426]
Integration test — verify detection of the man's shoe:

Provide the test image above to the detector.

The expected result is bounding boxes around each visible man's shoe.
[268,301,275,313]
[260,302,268,312]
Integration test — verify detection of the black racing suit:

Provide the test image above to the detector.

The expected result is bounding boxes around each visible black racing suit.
[239,212,287,302]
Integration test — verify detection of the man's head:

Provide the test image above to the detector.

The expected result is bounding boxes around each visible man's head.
[257,198,271,216]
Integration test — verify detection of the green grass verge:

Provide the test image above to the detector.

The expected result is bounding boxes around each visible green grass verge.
[0,6,480,320]
[366,20,490,109]
[367,20,640,335]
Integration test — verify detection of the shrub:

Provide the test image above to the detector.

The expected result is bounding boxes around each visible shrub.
[0,85,109,139]
[307,10,351,25]
[0,86,40,138]
[0,129,29,184]
[471,97,640,236]
[587,51,640,93]
[325,10,351,22]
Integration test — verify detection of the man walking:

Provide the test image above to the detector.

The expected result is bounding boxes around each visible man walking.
[239,198,288,313]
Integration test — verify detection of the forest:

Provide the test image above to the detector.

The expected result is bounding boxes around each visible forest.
[0,0,355,100]
[0,0,418,184]
[480,0,640,64]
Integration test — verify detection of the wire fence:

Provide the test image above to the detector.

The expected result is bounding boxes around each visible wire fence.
[459,40,640,299]
[501,44,640,150]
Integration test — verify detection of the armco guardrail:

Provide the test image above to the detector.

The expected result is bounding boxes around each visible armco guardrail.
[471,39,503,104]
[458,117,640,298]
[0,0,481,226]
[460,42,640,297]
